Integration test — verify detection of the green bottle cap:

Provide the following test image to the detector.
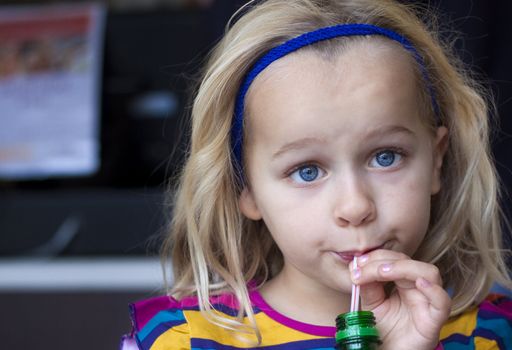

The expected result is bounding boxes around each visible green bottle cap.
[335,311,381,350]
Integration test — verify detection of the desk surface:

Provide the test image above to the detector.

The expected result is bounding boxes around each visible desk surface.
[0,257,167,291]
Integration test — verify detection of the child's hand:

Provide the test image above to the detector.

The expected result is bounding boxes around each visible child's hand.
[350,249,451,350]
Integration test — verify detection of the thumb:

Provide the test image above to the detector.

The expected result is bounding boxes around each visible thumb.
[359,282,386,312]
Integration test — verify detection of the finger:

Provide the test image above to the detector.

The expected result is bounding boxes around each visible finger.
[355,249,410,268]
[416,277,451,322]
[352,259,442,287]
[358,281,387,313]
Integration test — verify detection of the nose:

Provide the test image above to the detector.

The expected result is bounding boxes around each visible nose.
[333,174,375,227]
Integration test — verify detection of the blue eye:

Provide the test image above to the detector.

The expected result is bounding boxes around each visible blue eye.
[289,165,324,183]
[370,150,402,168]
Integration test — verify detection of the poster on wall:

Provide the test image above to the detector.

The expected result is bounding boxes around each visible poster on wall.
[0,3,105,180]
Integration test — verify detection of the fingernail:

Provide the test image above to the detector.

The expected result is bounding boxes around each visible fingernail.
[380,263,392,273]
[418,277,432,288]
[353,267,361,280]
[358,254,368,264]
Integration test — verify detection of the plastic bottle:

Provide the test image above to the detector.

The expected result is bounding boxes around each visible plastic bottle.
[335,310,381,350]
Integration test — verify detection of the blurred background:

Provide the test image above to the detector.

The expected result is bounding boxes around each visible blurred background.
[0,0,511,349]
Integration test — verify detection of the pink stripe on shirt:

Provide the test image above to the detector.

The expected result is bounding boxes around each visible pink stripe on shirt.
[249,288,336,337]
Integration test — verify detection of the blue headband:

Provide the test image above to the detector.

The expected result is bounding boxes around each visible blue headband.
[231,23,440,181]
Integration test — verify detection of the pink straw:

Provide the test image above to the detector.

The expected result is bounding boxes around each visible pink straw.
[350,256,360,312]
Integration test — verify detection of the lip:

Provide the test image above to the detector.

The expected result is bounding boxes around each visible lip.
[336,243,386,262]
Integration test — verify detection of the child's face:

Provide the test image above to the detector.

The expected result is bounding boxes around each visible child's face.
[239,42,448,295]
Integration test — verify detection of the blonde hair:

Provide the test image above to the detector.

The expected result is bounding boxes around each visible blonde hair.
[162,0,512,343]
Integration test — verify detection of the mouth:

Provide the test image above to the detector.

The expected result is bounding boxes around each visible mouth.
[336,243,387,263]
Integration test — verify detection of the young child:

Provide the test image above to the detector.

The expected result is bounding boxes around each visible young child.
[122,0,512,349]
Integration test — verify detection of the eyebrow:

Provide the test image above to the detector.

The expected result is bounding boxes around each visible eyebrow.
[272,137,328,159]
[364,125,415,140]
[271,125,415,159]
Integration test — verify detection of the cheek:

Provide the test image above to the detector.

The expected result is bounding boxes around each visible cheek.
[385,177,432,255]
[262,202,322,242]
[254,188,327,247]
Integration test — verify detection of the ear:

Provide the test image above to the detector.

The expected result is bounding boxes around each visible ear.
[431,126,449,195]
[239,186,262,220]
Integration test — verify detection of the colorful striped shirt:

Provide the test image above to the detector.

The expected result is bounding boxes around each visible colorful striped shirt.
[121,291,512,349]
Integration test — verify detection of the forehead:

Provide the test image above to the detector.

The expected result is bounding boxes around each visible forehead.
[245,39,422,140]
